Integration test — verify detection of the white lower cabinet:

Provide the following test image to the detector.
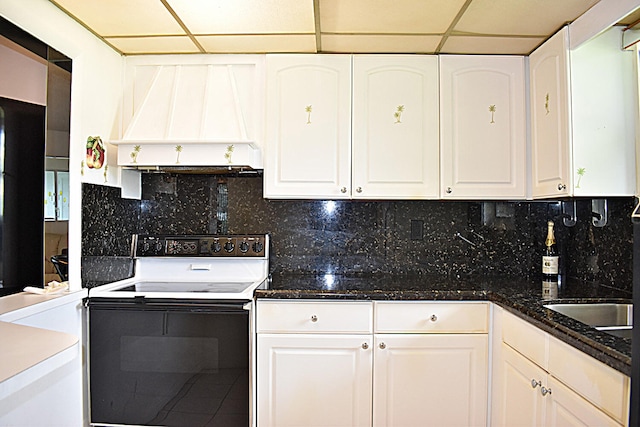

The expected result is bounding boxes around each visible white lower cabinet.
[372,334,488,427]
[492,308,629,427]
[256,300,489,427]
[545,375,622,426]
[257,300,374,427]
[257,334,373,426]
[496,343,620,426]
[495,343,546,426]
[0,293,86,427]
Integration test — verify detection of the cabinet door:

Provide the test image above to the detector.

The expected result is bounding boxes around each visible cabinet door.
[440,55,526,199]
[545,376,622,427]
[257,334,372,427]
[570,26,636,197]
[352,55,439,199]
[372,334,488,427]
[492,344,546,427]
[264,55,352,199]
[529,27,572,198]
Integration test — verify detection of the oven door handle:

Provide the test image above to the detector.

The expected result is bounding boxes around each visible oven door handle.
[87,298,250,312]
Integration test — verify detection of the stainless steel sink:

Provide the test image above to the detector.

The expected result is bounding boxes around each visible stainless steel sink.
[543,303,633,339]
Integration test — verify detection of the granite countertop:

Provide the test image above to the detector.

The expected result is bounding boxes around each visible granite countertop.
[256,274,632,376]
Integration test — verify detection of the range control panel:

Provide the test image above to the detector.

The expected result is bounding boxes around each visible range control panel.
[135,234,268,258]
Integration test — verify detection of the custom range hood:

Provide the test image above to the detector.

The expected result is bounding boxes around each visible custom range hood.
[111,56,264,171]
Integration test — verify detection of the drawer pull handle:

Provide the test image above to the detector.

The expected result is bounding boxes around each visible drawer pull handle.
[310,315,318,322]
[531,379,541,389]
[430,314,438,322]
[379,342,386,349]
[541,386,552,396]
[362,343,369,350]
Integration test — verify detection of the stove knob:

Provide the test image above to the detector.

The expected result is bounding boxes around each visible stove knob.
[154,241,164,254]
[252,241,264,253]
[224,241,235,253]
[239,241,249,253]
[211,241,222,253]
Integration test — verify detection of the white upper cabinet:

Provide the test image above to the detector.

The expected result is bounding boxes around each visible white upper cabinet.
[530,26,636,198]
[264,54,439,199]
[529,27,571,198]
[440,55,526,199]
[352,55,439,199]
[264,55,352,199]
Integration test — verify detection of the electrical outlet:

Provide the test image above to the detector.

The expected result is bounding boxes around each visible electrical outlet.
[410,220,424,240]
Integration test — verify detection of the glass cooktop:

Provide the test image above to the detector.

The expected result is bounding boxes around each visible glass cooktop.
[117,281,256,293]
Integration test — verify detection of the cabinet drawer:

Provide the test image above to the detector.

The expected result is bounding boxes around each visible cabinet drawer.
[257,300,373,333]
[548,335,629,424]
[374,302,488,333]
[502,310,548,369]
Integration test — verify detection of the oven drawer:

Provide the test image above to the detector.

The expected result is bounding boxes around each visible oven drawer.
[257,300,373,333]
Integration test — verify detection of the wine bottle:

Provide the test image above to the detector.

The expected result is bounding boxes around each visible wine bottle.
[542,220,559,281]
[541,221,559,299]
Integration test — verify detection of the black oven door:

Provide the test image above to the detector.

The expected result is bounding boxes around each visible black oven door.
[88,298,250,427]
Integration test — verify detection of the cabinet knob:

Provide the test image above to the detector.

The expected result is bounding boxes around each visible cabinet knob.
[340,187,347,194]
[541,386,552,396]
[430,314,438,322]
[557,183,567,191]
[356,187,362,193]
[379,342,386,349]
[310,315,318,322]
[362,342,369,350]
[446,187,452,194]
[531,379,541,389]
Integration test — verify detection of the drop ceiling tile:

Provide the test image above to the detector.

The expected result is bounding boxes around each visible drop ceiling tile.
[196,35,317,53]
[168,0,315,34]
[618,8,640,26]
[321,34,442,53]
[455,0,600,36]
[440,36,544,55]
[320,0,467,33]
[51,0,184,36]
[105,36,201,54]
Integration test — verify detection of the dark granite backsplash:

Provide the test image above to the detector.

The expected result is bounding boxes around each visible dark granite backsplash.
[81,183,139,285]
[81,174,634,293]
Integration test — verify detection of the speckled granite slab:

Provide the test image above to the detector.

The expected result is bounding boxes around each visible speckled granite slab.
[257,274,632,375]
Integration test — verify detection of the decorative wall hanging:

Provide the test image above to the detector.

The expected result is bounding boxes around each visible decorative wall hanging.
[86,136,105,169]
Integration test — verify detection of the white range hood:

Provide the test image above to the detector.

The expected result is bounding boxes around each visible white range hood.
[111,55,264,169]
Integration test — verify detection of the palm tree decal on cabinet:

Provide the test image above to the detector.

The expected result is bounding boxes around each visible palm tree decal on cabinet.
[489,105,496,123]
[576,167,586,188]
[305,105,312,124]
[225,145,235,164]
[130,145,141,163]
[394,105,405,123]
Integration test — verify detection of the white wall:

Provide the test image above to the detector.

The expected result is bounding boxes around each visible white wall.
[0,37,47,105]
[0,0,124,290]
